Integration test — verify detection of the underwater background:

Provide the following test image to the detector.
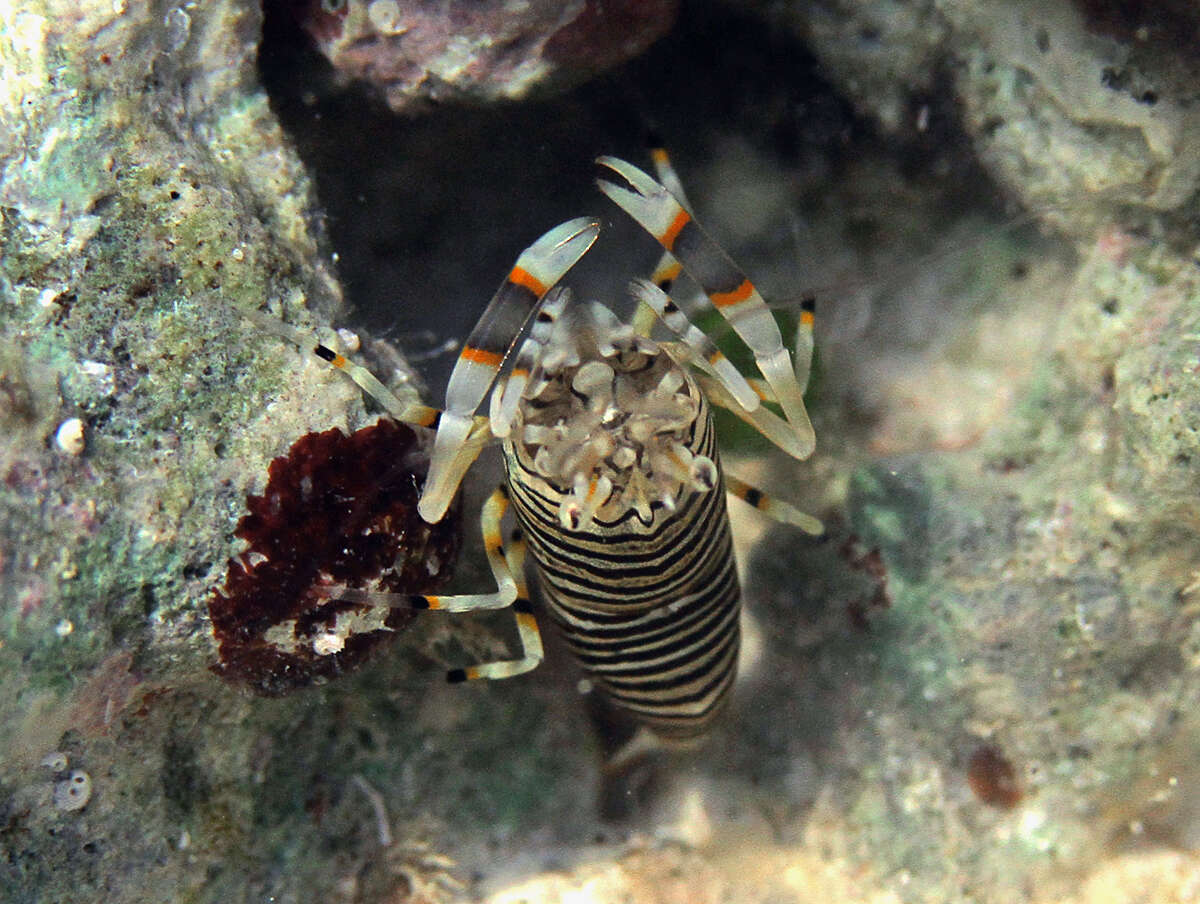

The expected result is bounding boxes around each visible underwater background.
[1,0,1199,901]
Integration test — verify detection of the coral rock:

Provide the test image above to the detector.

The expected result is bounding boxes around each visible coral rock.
[296,0,678,113]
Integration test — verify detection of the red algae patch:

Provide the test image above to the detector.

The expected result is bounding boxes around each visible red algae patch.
[208,419,459,695]
[967,744,1022,809]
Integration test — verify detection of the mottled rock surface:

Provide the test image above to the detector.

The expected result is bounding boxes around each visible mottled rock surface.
[3,0,1200,902]
[754,0,1200,230]
[0,1,436,900]
[295,0,679,114]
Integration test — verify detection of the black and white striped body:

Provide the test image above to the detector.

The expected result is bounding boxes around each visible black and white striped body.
[501,306,740,741]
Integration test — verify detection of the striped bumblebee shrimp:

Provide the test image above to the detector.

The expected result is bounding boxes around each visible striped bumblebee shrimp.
[258,150,824,748]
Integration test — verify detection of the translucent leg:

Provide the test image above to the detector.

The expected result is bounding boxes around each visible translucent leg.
[690,368,812,461]
[322,485,545,681]
[242,308,450,429]
[723,474,823,535]
[597,156,815,459]
[629,278,759,412]
[410,485,518,614]
[421,218,600,523]
[489,286,573,438]
[447,517,544,682]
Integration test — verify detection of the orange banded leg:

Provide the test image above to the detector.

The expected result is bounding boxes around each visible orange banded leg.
[645,144,692,300]
[794,295,816,395]
[311,343,446,427]
[629,278,759,412]
[649,144,691,213]
[241,309,449,427]
[634,295,811,462]
[645,145,691,294]
[447,520,544,682]
[738,299,814,396]
[489,285,573,438]
[315,486,543,680]
[636,145,819,396]
[409,485,518,615]
[724,473,822,535]
[631,145,690,338]
[596,156,814,459]
[631,249,684,338]
[302,326,497,511]
[421,218,600,524]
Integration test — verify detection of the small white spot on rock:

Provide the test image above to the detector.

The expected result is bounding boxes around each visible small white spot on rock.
[367,0,406,34]
[80,360,115,397]
[54,418,85,456]
[38,287,62,308]
[53,770,92,811]
[313,631,345,656]
[55,618,73,637]
[40,751,69,771]
[164,7,191,53]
